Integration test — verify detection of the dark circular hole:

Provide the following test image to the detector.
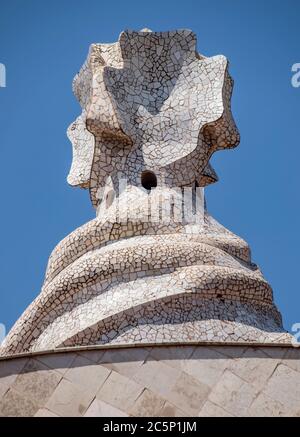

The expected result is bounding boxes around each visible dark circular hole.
[141,170,157,191]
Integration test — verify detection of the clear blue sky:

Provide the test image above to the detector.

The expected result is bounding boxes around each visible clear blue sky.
[0,0,299,334]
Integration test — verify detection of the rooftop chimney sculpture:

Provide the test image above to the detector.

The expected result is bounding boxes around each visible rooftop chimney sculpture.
[1,29,291,356]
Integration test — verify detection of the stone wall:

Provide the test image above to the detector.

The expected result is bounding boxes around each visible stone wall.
[0,344,299,417]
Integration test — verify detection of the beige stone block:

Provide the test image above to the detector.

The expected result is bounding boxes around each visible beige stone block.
[179,347,229,388]
[0,357,28,379]
[11,358,62,407]
[166,372,210,416]
[78,349,105,363]
[34,408,59,417]
[0,357,28,397]
[198,400,233,417]
[0,388,39,417]
[99,347,150,378]
[282,347,300,373]
[289,407,300,417]
[158,401,186,417]
[133,357,181,398]
[0,382,9,398]
[129,389,165,417]
[97,370,144,411]
[259,346,288,360]
[64,354,110,393]
[45,378,95,417]
[248,392,288,417]
[263,364,300,411]
[228,347,279,390]
[84,398,128,417]
[149,345,195,363]
[211,346,246,359]
[36,352,76,375]
[208,369,258,416]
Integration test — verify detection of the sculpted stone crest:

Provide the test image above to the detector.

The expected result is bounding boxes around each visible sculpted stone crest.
[68,29,239,207]
[1,29,291,356]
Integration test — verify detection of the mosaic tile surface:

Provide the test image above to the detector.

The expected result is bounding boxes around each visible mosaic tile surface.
[1,29,292,356]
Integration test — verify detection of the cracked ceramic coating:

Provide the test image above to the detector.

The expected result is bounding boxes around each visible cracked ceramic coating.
[1,29,292,356]
[69,28,239,205]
